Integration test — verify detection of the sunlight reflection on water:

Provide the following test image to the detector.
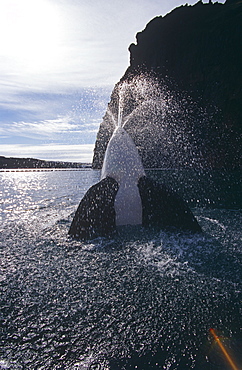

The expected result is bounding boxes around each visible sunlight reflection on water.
[0,169,241,370]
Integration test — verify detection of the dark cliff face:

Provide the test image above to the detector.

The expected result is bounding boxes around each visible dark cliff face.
[93,0,242,169]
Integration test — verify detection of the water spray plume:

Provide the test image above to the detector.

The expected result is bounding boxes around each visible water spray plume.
[209,328,239,370]
[117,82,127,127]
[117,102,123,127]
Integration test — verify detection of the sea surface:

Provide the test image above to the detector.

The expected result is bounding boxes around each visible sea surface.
[0,169,241,370]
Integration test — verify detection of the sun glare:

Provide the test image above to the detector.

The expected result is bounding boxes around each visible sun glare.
[0,0,64,73]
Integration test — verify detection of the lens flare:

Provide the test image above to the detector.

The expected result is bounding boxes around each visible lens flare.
[209,328,239,370]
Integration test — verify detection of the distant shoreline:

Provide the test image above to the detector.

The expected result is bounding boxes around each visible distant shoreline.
[0,156,92,170]
[0,168,93,172]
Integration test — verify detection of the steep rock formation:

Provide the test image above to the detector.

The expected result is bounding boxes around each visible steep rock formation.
[93,0,242,169]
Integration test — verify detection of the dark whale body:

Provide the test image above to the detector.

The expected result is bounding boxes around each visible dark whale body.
[138,176,201,232]
[69,177,119,240]
[68,176,201,240]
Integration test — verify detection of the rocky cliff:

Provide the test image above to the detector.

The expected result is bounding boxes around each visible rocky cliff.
[93,0,242,169]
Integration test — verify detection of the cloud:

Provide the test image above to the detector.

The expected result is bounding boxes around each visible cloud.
[0,87,111,118]
[0,143,95,163]
[0,116,101,139]
[0,0,226,161]
[0,0,226,95]
[2,118,77,137]
[0,89,110,147]
[0,0,198,95]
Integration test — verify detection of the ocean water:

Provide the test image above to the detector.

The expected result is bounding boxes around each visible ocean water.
[0,169,241,370]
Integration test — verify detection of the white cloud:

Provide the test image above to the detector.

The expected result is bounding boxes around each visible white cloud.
[0,143,95,163]
[0,116,101,144]
[0,88,110,147]
[13,118,76,135]
[0,0,226,161]
[0,87,111,125]
[0,116,77,142]
[0,0,225,94]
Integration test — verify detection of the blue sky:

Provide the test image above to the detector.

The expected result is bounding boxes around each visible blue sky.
[0,0,225,162]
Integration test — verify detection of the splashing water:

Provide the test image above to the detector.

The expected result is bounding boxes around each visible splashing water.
[117,83,126,127]
[115,77,169,129]
[114,75,175,128]
[94,73,217,170]
[1,169,241,369]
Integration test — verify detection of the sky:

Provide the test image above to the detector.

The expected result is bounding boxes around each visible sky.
[0,0,226,163]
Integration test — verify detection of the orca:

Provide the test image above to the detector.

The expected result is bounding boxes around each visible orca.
[69,127,201,239]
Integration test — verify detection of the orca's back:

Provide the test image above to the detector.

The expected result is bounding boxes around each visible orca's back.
[68,177,119,239]
[138,176,202,233]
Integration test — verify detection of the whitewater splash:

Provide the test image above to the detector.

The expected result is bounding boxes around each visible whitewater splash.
[93,73,212,170]
[117,83,126,127]
[112,77,170,130]
[1,168,241,369]
[69,75,202,239]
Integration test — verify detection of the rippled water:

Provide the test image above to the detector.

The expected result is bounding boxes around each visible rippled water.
[0,169,241,370]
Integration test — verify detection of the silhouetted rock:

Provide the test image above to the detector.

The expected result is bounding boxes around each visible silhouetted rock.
[93,0,241,169]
